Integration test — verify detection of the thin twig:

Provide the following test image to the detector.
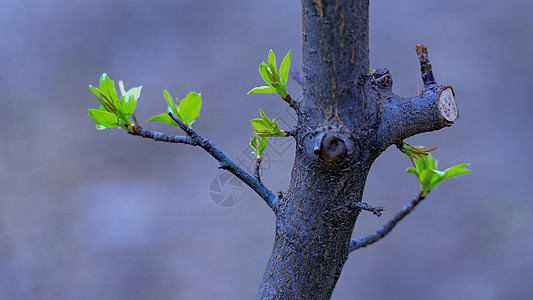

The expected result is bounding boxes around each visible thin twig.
[166,112,279,213]
[416,44,437,87]
[349,191,427,252]
[350,202,385,217]
[283,94,301,111]
[254,158,262,181]
[128,126,195,145]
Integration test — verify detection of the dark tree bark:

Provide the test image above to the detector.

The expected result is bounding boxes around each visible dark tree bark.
[257,0,457,298]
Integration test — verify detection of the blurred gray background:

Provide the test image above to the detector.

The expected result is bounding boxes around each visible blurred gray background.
[1,0,532,299]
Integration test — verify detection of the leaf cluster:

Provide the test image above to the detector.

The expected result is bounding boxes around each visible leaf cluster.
[406,152,470,195]
[250,136,268,160]
[148,90,202,127]
[88,73,142,130]
[401,143,438,167]
[250,110,288,138]
[247,50,292,99]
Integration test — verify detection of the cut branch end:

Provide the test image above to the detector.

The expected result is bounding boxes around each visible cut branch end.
[438,87,458,123]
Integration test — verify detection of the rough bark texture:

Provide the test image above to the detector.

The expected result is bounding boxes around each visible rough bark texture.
[257,0,456,298]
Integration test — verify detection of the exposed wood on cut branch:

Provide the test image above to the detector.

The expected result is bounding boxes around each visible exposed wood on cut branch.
[376,45,459,149]
[349,191,427,252]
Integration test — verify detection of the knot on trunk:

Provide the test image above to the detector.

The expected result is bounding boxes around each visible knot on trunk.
[311,128,355,165]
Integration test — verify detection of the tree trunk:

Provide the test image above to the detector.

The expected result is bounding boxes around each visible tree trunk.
[258,0,374,298]
[257,0,457,298]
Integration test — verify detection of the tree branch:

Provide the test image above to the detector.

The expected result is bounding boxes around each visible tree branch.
[349,191,427,252]
[282,94,301,111]
[129,114,279,213]
[166,112,278,212]
[254,158,262,181]
[416,44,437,87]
[129,126,195,145]
[350,202,385,217]
[376,45,458,149]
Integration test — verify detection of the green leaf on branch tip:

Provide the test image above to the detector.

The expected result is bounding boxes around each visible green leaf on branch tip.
[88,109,118,129]
[250,136,268,159]
[279,49,292,85]
[250,109,287,138]
[247,86,277,95]
[179,92,202,126]
[89,73,141,129]
[147,113,177,127]
[149,90,202,127]
[406,153,470,193]
[163,90,179,116]
[248,49,291,99]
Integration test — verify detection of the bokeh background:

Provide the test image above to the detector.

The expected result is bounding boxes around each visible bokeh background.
[1,0,532,299]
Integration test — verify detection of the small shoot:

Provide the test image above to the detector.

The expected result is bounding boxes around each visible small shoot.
[148,90,202,127]
[88,73,142,131]
[250,136,268,160]
[400,143,438,167]
[250,109,289,138]
[247,49,292,99]
[406,152,470,196]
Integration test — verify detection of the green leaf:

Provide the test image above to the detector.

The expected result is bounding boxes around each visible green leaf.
[418,169,438,192]
[259,135,268,153]
[88,109,118,129]
[106,79,120,106]
[121,95,137,116]
[250,136,269,159]
[163,90,180,117]
[259,63,272,85]
[250,119,271,132]
[279,49,292,84]
[99,73,110,92]
[267,49,278,78]
[147,113,177,127]
[443,164,471,179]
[259,109,272,126]
[406,168,419,175]
[89,85,105,104]
[178,92,202,126]
[119,81,142,102]
[247,86,277,95]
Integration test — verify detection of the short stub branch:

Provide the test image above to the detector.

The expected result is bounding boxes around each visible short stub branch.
[416,44,437,87]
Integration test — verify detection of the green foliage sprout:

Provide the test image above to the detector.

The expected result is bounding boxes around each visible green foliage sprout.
[88,73,142,131]
[247,49,292,99]
[250,136,268,160]
[250,109,289,138]
[148,90,202,127]
[404,148,470,196]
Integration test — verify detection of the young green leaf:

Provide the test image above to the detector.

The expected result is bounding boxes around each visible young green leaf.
[259,63,273,85]
[247,86,277,95]
[163,90,179,115]
[248,49,291,99]
[178,92,202,126]
[250,109,288,138]
[88,109,118,129]
[406,153,470,194]
[250,136,268,159]
[267,50,278,77]
[147,113,177,127]
[279,49,292,84]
